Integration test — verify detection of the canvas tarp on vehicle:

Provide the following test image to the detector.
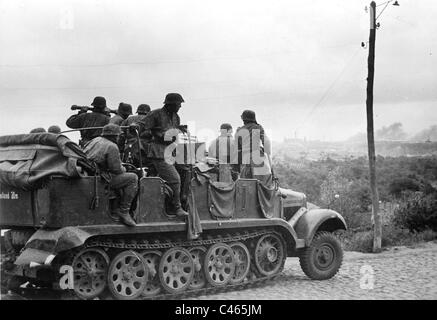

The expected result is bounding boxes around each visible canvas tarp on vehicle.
[0,133,92,190]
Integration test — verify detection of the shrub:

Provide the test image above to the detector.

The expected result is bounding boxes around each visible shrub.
[339,226,437,253]
[393,192,437,232]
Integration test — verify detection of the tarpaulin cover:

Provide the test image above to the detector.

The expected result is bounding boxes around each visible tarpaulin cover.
[257,181,277,218]
[0,133,90,190]
[208,181,236,218]
[187,178,203,239]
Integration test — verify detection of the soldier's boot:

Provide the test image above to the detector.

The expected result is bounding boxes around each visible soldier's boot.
[174,207,189,217]
[117,207,137,227]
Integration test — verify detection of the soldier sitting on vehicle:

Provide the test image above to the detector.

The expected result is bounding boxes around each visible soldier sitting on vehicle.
[84,123,138,227]
[66,96,110,147]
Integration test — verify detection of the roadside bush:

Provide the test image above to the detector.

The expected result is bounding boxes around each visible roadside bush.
[393,192,437,232]
[338,225,437,253]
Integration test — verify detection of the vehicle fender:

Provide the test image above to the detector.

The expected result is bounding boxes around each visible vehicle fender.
[294,208,347,246]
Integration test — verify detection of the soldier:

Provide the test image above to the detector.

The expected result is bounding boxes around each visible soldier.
[122,104,151,127]
[140,93,188,217]
[208,123,239,181]
[84,124,138,227]
[120,104,151,166]
[110,103,133,126]
[48,125,61,134]
[66,96,110,147]
[235,110,273,185]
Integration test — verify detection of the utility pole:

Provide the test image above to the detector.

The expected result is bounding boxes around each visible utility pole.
[366,1,382,252]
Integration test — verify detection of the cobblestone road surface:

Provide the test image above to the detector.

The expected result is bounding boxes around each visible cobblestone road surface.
[2,242,436,300]
[191,242,437,300]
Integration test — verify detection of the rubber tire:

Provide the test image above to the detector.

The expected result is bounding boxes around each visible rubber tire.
[299,231,343,280]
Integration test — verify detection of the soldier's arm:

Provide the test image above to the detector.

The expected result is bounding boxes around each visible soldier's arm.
[139,112,156,139]
[66,113,85,129]
[106,144,125,174]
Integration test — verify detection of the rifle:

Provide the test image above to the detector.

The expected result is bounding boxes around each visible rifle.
[71,105,118,115]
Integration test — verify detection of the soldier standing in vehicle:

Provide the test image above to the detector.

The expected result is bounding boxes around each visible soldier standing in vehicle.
[235,110,273,185]
[84,123,138,227]
[120,104,151,166]
[140,93,189,217]
[66,96,110,147]
[208,123,239,181]
[110,103,133,126]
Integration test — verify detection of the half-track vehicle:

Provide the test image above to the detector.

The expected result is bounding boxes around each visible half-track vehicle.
[0,132,346,300]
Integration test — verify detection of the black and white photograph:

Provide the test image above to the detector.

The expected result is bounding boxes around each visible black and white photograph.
[0,0,436,306]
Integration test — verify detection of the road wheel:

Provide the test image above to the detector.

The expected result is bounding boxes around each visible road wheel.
[189,246,207,290]
[299,231,343,280]
[140,250,162,297]
[254,233,286,277]
[71,248,109,300]
[204,243,235,287]
[159,247,194,294]
[229,242,250,284]
[107,250,148,300]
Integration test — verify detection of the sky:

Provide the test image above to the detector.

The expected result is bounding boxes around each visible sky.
[0,0,436,143]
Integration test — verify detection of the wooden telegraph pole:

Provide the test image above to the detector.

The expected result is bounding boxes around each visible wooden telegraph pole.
[366,1,382,252]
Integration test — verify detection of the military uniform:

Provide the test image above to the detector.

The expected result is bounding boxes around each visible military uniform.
[141,106,183,210]
[120,105,150,166]
[66,96,110,147]
[209,124,239,181]
[109,114,125,126]
[84,125,138,226]
[140,94,188,217]
[235,111,272,185]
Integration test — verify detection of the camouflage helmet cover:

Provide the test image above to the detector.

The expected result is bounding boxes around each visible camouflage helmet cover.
[101,123,122,136]
[137,104,151,114]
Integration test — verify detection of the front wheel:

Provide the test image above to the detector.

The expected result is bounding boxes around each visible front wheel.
[299,232,343,280]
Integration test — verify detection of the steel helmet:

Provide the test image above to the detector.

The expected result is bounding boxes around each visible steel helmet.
[163,93,185,104]
[220,123,233,131]
[241,110,257,122]
[48,125,61,134]
[137,104,151,114]
[91,96,107,110]
[118,103,133,116]
[101,124,122,136]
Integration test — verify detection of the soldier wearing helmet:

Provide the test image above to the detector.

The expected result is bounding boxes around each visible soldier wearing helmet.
[66,96,110,147]
[208,123,239,181]
[140,93,188,217]
[120,104,152,166]
[235,110,273,185]
[110,102,133,126]
[83,123,138,227]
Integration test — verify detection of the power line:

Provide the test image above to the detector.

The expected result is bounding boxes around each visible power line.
[0,42,358,69]
[297,47,362,130]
